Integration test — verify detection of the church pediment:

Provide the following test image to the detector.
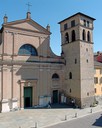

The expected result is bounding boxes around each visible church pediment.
[3,19,51,35]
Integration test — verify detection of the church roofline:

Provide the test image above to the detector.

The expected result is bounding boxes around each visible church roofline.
[2,18,51,35]
[58,12,96,24]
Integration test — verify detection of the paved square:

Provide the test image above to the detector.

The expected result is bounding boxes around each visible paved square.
[0,105,102,128]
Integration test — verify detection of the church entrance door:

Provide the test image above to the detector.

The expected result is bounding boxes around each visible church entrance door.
[24,87,32,108]
[53,90,58,103]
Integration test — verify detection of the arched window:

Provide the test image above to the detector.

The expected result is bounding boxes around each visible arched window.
[72,30,76,42]
[84,20,86,26]
[87,31,91,42]
[18,44,38,56]
[82,29,86,41]
[69,72,72,79]
[87,21,89,27]
[52,73,59,79]
[65,33,69,43]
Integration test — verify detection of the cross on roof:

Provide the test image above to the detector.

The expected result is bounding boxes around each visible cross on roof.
[26,2,32,12]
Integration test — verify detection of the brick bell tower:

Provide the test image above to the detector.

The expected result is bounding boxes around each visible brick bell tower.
[59,12,96,108]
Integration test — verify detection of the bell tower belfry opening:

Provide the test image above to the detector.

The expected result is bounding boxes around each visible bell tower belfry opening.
[59,12,96,108]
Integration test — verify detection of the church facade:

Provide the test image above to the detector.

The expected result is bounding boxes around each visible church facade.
[0,12,95,112]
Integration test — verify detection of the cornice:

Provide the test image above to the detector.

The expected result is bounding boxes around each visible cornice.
[2,18,51,35]
[3,26,50,35]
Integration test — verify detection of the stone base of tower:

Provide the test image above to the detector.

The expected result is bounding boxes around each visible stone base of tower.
[75,96,95,108]
[81,96,95,108]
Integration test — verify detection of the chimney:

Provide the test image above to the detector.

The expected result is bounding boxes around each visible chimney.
[26,11,31,19]
[3,14,8,24]
[97,51,101,55]
[46,24,50,31]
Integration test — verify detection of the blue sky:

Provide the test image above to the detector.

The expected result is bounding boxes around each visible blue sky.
[0,0,102,55]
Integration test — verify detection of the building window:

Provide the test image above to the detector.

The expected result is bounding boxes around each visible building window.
[82,29,86,41]
[64,23,68,30]
[71,20,75,27]
[65,60,66,65]
[94,77,98,84]
[100,77,102,84]
[95,88,97,93]
[75,58,77,64]
[87,59,88,63]
[87,31,91,42]
[18,44,38,56]
[100,69,102,74]
[87,21,90,27]
[72,30,76,42]
[69,72,72,79]
[87,92,89,96]
[83,20,86,26]
[70,89,71,93]
[65,33,69,43]
[52,73,59,79]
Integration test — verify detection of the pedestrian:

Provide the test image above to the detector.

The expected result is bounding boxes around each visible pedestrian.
[48,101,51,108]
[71,99,75,107]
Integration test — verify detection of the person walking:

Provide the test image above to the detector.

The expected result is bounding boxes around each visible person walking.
[48,101,51,108]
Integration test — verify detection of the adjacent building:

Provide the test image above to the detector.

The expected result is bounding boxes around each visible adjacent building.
[94,52,102,103]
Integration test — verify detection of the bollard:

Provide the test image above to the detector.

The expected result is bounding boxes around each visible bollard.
[75,113,78,117]
[90,108,92,113]
[35,122,38,128]
[65,115,67,120]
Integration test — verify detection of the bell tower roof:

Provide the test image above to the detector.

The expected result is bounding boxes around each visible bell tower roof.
[58,12,96,24]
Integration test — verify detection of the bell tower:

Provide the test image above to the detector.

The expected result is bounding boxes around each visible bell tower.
[59,12,96,108]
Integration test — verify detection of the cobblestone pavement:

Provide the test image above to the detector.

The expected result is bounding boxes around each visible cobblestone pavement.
[0,104,102,128]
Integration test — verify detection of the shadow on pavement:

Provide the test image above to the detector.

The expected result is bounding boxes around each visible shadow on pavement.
[50,103,74,109]
[24,103,76,109]
[93,114,102,127]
